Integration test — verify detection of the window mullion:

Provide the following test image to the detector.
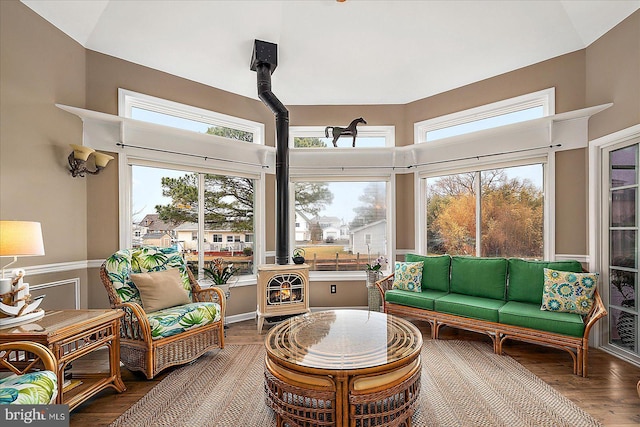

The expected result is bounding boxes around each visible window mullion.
[475,171,482,257]
[198,173,205,280]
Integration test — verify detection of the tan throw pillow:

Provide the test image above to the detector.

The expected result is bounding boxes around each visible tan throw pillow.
[130,268,191,313]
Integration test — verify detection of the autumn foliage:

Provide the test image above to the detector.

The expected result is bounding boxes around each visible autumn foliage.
[427,170,543,258]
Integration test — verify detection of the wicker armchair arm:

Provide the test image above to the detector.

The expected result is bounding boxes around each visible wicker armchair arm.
[583,288,607,338]
[0,341,57,374]
[192,286,224,303]
[375,273,395,311]
[192,286,226,320]
[115,302,152,342]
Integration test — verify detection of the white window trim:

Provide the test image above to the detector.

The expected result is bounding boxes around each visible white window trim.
[118,89,265,145]
[414,88,555,144]
[588,124,640,357]
[117,90,266,285]
[290,125,395,148]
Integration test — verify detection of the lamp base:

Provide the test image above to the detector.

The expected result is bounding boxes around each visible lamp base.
[0,278,12,299]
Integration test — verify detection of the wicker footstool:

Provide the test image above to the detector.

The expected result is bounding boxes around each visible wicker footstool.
[264,357,336,427]
[349,357,421,427]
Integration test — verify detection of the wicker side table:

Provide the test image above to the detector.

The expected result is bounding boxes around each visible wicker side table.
[0,309,126,411]
[367,286,382,312]
[366,271,382,312]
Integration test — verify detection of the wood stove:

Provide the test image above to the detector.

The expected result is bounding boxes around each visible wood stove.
[252,41,310,333]
[257,264,309,333]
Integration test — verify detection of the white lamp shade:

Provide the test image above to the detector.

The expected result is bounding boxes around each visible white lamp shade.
[93,152,114,168]
[0,221,45,257]
[70,144,95,161]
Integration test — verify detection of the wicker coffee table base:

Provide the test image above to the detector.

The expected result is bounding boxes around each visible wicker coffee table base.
[265,357,421,427]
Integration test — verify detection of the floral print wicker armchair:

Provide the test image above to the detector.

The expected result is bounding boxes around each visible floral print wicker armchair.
[0,341,58,405]
[100,246,225,379]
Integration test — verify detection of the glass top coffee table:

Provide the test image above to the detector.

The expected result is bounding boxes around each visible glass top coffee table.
[264,309,422,426]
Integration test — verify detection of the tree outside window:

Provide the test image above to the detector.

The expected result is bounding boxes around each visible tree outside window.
[426,165,543,258]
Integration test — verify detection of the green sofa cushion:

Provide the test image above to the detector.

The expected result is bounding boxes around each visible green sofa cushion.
[450,256,508,300]
[385,289,448,311]
[507,259,583,304]
[434,293,506,322]
[405,254,451,292]
[498,301,585,337]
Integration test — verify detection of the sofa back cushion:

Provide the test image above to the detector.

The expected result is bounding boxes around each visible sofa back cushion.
[405,254,451,292]
[450,256,508,300]
[507,259,583,304]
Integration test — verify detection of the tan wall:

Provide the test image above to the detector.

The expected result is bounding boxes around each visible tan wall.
[586,10,640,140]
[309,280,367,308]
[0,1,89,308]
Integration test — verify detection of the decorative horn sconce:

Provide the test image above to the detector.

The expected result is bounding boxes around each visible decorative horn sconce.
[68,144,114,177]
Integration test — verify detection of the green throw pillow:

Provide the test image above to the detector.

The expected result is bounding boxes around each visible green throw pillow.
[393,261,423,292]
[541,268,598,315]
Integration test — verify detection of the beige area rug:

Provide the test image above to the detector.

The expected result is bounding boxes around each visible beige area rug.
[110,341,601,427]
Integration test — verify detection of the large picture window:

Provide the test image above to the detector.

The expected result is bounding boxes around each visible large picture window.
[425,164,544,258]
[131,165,255,277]
[293,180,389,271]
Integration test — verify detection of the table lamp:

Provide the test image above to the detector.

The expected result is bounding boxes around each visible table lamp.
[0,221,45,295]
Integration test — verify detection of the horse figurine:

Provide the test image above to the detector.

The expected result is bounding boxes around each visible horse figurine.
[325,117,367,147]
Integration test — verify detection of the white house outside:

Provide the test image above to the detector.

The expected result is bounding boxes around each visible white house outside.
[351,219,387,257]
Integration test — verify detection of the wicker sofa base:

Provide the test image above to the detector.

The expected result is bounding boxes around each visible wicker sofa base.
[385,302,595,377]
[120,320,224,379]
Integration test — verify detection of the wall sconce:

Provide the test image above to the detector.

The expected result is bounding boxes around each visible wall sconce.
[68,144,114,177]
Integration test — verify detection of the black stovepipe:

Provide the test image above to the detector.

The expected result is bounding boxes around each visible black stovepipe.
[256,63,290,265]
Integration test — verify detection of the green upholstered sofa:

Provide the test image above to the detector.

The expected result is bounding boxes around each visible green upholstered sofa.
[376,255,607,377]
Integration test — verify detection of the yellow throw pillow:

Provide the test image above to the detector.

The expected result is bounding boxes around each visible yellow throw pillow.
[130,268,191,313]
[540,268,598,315]
[392,261,423,292]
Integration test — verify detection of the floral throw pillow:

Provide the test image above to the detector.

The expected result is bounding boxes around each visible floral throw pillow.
[392,262,423,292]
[541,268,598,315]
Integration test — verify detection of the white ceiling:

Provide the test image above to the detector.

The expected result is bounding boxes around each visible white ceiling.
[22,0,640,105]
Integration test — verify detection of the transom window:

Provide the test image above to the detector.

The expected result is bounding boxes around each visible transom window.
[119,89,264,144]
[415,88,554,143]
[291,126,395,148]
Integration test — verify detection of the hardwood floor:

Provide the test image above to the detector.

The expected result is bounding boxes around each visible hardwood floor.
[69,317,640,426]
